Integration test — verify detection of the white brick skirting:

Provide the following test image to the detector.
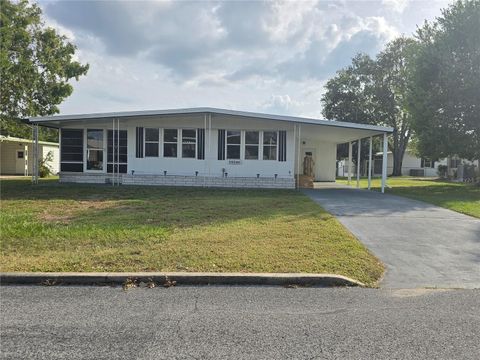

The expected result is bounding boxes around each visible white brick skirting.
[59,172,295,189]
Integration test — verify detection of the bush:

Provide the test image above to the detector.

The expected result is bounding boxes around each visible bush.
[38,151,53,178]
[437,165,448,178]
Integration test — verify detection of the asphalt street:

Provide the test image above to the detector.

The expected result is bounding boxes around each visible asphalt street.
[1,285,479,359]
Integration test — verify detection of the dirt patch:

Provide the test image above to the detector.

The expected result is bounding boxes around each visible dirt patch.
[37,200,119,224]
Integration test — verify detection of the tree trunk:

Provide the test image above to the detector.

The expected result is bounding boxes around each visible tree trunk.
[392,149,405,176]
[391,125,410,176]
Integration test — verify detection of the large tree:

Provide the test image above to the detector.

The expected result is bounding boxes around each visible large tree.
[0,0,88,141]
[408,0,480,161]
[322,37,418,176]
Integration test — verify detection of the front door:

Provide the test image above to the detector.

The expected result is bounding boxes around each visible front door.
[302,148,316,178]
[86,129,104,171]
[15,148,27,175]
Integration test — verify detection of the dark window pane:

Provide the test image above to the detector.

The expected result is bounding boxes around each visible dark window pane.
[62,137,83,146]
[263,145,277,160]
[61,153,83,162]
[62,129,83,138]
[145,143,159,157]
[227,145,240,159]
[145,128,159,142]
[182,144,196,158]
[164,129,178,143]
[164,143,177,157]
[17,151,24,159]
[227,131,241,144]
[245,145,259,160]
[263,131,277,145]
[61,163,83,172]
[245,131,259,144]
[182,129,196,143]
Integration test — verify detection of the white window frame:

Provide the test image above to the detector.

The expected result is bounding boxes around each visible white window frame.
[84,128,106,173]
[244,130,260,160]
[226,130,241,160]
[181,128,197,159]
[262,130,278,161]
[144,128,160,157]
[163,128,179,158]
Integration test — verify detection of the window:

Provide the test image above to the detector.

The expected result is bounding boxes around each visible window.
[263,131,277,160]
[17,151,24,159]
[226,130,241,159]
[450,158,460,168]
[182,129,196,158]
[423,158,432,168]
[245,131,259,160]
[86,129,104,171]
[107,130,128,173]
[145,128,159,157]
[60,129,83,172]
[164,129,178,157]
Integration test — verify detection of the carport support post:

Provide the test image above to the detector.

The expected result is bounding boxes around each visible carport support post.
[32,124,39,184]
[381,132,388,193]
[347,141,352,185]
[356,139,361,188]
[368,136,372,190]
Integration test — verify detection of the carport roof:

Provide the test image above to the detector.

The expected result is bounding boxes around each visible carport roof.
[28,107,393,133]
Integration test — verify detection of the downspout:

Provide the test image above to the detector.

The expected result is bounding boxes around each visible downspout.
[203,113,207,187]
[112,118,115,186]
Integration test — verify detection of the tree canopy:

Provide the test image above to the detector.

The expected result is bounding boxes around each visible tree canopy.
[322,37,418,176]
[0,0,88,141]
[408,0,480,161]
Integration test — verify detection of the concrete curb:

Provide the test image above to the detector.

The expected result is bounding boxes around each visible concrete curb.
[0,272,365,287]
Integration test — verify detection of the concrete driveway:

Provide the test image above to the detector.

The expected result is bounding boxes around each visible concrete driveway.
[304,188,480,289]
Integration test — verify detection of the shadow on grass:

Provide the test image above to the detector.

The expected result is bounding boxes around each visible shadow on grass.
[1,178,328,229]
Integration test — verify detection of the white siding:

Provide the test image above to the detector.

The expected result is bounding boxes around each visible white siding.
[0,141,59,175]
[63,114,296,179]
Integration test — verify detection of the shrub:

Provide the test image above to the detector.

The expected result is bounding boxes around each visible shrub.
[437,165,448,178]
[39,151,53,178]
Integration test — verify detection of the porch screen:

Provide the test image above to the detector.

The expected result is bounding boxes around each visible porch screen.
[60,129,83,172]
[197,128,205,160]
[107,130,128,173]
[135,127,144,158]
[217,129,226,160]
[278,130,287,162]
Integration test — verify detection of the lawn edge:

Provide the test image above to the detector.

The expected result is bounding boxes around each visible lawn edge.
[0,272,365,287]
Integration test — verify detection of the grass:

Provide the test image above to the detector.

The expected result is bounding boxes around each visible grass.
[0,178,384,285]
[337,176,480,218]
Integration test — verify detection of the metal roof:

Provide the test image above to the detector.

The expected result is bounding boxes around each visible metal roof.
[28,107,393,133]
[0,135,59,146]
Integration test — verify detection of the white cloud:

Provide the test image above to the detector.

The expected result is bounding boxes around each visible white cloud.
[382,0,410,13]
[37,0,450,117]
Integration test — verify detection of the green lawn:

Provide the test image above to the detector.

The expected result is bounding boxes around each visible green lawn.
[0,178,383,285]
[337,177,480,218]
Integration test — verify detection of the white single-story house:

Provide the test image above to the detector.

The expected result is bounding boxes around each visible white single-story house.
[28,107,393,190]
[373,150,479,177]
[0,135,59,175]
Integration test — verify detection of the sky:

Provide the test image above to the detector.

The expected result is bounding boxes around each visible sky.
[39,0,453,118]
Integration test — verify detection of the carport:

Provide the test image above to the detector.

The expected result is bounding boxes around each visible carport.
[293,120,393,192]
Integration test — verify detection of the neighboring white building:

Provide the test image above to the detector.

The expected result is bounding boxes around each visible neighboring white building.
[28,108,393,189]
[0,135,59,175]
[373,150,479,177]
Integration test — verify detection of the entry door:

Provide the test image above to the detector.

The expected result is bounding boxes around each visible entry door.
[86,129,104,171]
[302,148,316,177]
[15,148,27,175]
